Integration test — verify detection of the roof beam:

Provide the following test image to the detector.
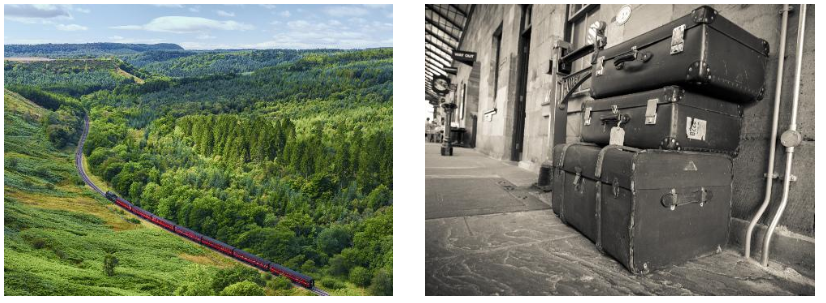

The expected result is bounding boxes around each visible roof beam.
[425,48,452,65]
[426,56,448,68]
[425,65,444,76]
[425,39,453,60]
[426,64,446,76]
[426,4,464,30]
[425,28,457,49]
[450,4,467,16]
[425,16,460,41]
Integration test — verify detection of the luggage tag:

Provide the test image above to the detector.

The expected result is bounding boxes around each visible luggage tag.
[609,105,625,146]
[610,126,625,146]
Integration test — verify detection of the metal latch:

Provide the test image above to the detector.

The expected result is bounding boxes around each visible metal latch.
[645,98,658,124]
[595,56,605,76]
[584,106,592,126]
[670,24,686,55]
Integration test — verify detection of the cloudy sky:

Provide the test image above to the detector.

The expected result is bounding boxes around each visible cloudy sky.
[4,4,393,49]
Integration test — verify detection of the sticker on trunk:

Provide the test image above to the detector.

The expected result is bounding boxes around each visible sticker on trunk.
[686,117,707,141]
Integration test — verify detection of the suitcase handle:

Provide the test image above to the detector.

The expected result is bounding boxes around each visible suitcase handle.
[613,49,653,70]
[661,188,713,210]
[600,113,630,127]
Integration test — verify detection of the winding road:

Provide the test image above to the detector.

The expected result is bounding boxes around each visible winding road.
[75,115,329,296]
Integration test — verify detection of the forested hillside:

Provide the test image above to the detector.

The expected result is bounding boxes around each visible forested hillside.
[4,89,309,296]
[4,46,393,296]
[4,43,183,58]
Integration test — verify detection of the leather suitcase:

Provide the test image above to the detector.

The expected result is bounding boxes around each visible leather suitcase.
[551,143,601,242]
[596,146,732,274]
[590,6,769,103]
[581,86,743,154]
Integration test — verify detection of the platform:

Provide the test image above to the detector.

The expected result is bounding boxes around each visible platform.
[424,143,814,295]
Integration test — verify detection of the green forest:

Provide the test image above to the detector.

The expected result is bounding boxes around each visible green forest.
[4,45,393,296]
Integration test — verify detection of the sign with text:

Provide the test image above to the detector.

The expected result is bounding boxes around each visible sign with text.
[453,50,477,65]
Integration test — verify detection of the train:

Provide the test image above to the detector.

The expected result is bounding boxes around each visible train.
[104,191,315,288]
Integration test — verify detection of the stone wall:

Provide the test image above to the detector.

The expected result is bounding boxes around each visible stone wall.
[446,4,814,244]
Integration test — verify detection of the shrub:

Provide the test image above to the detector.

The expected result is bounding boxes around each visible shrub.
[320,278,344,290]
[348,266,371,287]
[219,281,265,296]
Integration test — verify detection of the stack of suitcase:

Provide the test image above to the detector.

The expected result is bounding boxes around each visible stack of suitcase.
[551,6,768,274]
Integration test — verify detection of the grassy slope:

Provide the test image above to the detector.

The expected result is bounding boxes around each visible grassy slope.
[4,89,238,295]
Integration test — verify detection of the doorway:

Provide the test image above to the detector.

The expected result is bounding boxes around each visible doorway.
[510,5,532,161]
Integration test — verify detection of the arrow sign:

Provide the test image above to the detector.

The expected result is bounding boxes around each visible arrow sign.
[443,66,458,74]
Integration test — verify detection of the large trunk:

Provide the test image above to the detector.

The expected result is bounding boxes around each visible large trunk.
[581,86,742,154]
[552,144,733,274]
[598,147,732,274]
[590,6,769,104]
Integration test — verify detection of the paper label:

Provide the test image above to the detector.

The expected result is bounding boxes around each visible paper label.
[686,117,707,141]
[610,127,625,146]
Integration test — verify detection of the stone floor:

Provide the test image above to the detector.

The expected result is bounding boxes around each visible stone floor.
[424,143,814,296]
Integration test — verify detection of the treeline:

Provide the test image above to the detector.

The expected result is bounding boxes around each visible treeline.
[121,49,329,78]
[4,60,137,96]
[4,42,183,58]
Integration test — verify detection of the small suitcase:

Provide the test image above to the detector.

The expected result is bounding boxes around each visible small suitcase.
[581,86,743,154]
[596,146,732,274]
[590,6,769,103]
[551,142,602,242]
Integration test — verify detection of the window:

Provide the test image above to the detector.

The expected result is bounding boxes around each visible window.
[492,23,503,101]
[565,4,600,88]
[523,5,533,30]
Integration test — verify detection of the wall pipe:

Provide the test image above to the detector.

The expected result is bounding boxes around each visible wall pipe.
[762,3,807,267]
[744,4,790,260]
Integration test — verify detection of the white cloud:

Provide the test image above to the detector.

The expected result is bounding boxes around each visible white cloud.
[151,4,183,8]
[188,6,201,13]
[73,7,91,14]
[259,19,391,49]
[4,4,72,23]
[56,23,88,31]
[216,10,235,17]
[106,36,165,44]
[323,6,369,17]
[261,5,277,10]
[196,33,216,40]
[279,10,291,18]
[112,16,254,33]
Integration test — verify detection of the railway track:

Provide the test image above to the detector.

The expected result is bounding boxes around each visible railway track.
[74,115,329,296]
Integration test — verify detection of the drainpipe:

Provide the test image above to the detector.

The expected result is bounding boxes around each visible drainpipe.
[744,4,790,259]
[761,4,807,267]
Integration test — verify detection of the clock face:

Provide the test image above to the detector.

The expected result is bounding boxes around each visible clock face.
[431,75,451,94]
[617,5,632,25]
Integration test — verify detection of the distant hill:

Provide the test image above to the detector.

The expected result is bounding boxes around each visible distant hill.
[4,43,184,58]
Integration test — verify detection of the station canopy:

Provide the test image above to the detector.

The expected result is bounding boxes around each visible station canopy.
[425,4,472,103]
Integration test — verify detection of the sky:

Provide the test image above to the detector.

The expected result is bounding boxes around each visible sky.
[3,4,393,50]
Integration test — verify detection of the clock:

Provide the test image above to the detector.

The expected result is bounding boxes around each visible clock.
[431,75,452,95]
[616,5,632,25]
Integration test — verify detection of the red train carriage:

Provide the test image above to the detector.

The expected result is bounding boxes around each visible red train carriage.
[101,191,316,290]
[232,249,269,270]
[130,205,154,221]
[174,225,202,242]
[269,262,315,288]
[151,215,176,231]
[200,235,235,255]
